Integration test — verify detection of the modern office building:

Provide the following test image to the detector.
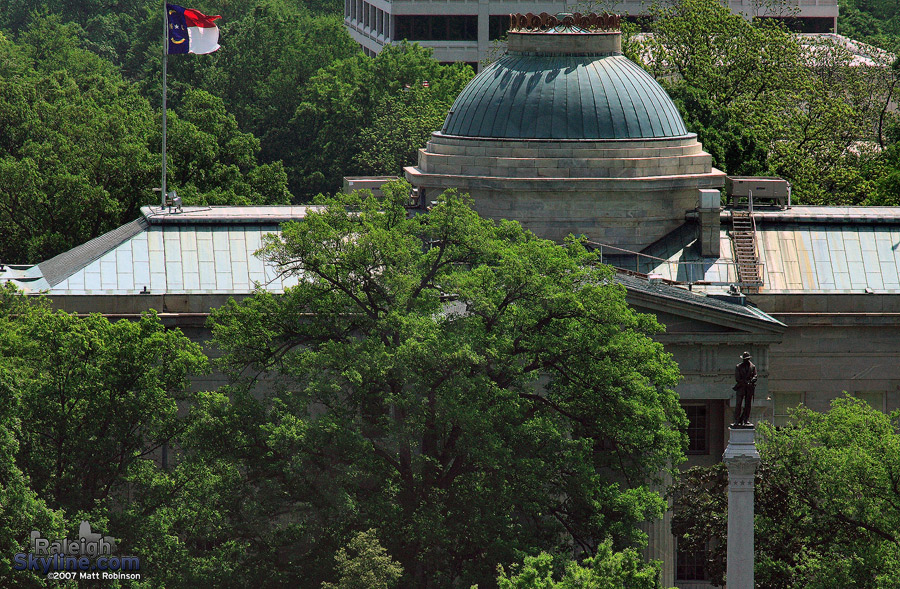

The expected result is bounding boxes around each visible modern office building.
[344,0,839,67]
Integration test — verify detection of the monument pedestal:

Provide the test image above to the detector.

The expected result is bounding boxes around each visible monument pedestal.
[723,427,759,589]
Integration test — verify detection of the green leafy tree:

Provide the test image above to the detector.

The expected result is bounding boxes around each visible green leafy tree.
[0,285,215,587]
[643,0,900,205]
[0,285,65,588]
[285,43,473,199]
[672,396,900,588]
[0,16,292,263]
[497,541,666,589]
[198,4,359,148]
[838,0,900,46]
[0,18,158,263]
[166,88,292,206]
[8,308,208,513]
[353,84,453,176]
[204,185,686,586]
[322,529,404,589]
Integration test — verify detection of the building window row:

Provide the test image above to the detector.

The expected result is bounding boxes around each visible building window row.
[395,15,477,42]
[345,10,834,47]
[346,0,390,38]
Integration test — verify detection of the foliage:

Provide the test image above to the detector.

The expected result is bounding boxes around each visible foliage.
[8,308,208,513]
[0,285,65,588]
[204,186,686,586]
[198,5,360,150]
[322,530,404,589]
[0,15,291,263]
[838,0,900,47]
[643,0,900,205]
[353,83,452,177]
[0,17,157,263]
[0,284,215,587]
[284,44,473,199]
[165,88,292,206]
[671,396,900,588]
[496,541,666,589]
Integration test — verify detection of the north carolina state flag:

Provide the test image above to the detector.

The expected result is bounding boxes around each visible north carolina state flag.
[166,4,221,55]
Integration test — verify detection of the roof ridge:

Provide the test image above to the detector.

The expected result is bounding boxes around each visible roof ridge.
[37,217,149,287]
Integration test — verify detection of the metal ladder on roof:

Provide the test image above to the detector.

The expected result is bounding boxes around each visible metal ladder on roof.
[731,210,763,288]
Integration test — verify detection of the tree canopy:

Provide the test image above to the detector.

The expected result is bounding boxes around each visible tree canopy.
[283,43,473,199]
[671,396,900,588]
[202,185,687,586]
[642,0,900,205]
[496,542,664,589]
[0,284,216,587]
[0,16,291,263]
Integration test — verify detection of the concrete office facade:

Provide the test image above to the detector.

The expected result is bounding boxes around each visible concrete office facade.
[344,0,838,66]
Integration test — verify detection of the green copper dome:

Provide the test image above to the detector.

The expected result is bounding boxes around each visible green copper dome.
[441,54,689,140]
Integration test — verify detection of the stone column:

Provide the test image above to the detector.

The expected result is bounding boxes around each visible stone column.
[723,427,759,589]
[477,0,489,71]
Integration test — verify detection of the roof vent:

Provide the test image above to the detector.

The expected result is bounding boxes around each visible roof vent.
[648,273,663,284]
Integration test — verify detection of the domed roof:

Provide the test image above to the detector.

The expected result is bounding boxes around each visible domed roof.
[441,53,689,140]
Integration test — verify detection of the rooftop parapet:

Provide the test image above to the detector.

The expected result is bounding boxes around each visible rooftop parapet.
[507,12,623,55]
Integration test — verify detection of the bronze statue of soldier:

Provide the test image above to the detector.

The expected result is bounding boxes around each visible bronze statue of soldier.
[732,351,758,427]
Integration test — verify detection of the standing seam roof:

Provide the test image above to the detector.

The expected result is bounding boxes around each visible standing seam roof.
[442,54,688,140]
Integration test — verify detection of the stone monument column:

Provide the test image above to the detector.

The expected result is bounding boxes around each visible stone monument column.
[723,427,759,589]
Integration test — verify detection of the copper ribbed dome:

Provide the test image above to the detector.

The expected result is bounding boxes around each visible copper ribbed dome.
[441,14,688,140]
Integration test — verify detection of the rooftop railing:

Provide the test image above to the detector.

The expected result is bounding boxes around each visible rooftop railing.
[587,242,766,288]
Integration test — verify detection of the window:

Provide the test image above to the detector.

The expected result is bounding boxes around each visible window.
[489,15,508,40]
[773,392,803,427]
[395,15,478,41]
[683,404,708,455]
[676,540,709,582]
[755,16,835,33]
[854,392,885,412]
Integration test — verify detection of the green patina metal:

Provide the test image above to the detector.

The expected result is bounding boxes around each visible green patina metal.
[442,54,688,140]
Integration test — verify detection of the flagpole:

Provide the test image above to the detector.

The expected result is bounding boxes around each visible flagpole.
[161,1,168,208]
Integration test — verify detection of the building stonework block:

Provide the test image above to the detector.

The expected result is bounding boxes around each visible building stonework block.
[429,142,463,155]
[507,147,536,158]
[545,148,575,158]
[452,155,477,166]
[462,145,487,157]
[461,165,489,176]
[431,164,463,175]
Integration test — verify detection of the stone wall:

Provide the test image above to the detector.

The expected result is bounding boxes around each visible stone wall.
[406,132,725,250]
[752,292,900,414]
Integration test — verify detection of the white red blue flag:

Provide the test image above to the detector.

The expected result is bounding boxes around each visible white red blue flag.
[166,4,221,55]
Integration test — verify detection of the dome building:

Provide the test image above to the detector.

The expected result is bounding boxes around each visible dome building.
[405,12,726,252]
[10,13,900,589]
